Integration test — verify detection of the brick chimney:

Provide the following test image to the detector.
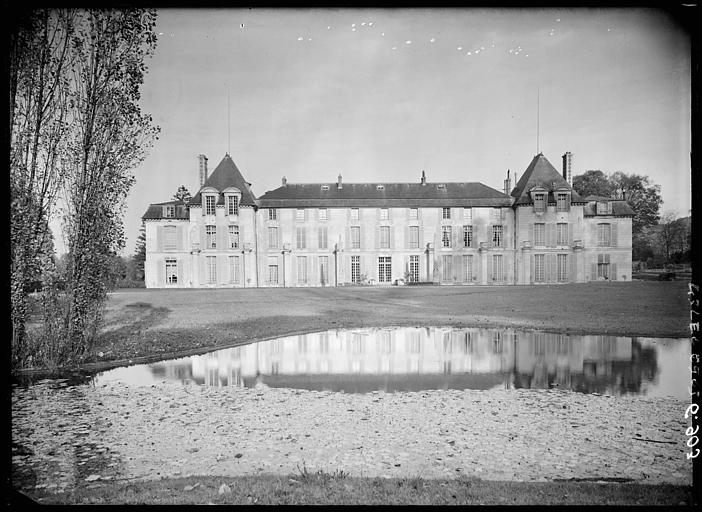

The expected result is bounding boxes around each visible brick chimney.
[503,169,511,196]
[562,151,573,187]
[282,176,287,187]
[198,154,208,187]
[421,170,426,185]
[337,174,343,190]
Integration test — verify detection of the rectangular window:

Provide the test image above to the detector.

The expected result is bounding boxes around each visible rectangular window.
[297,256,307,284]
[268,227,278,249]
[463,208,472,222]
[533,192,546,212]
[318,226,328,249]
[534,223,545,246]
[597,254,610,279]
[296,208,306,221]
[492,254,503,282]
[351,255,361,283]
[463,255,473,282]
[227,196,239,216]
[269,264,278,284]
[380,226,390,249]
[534,254,545,283]
[490,208,502,223]
[463,225,472,248]
[409,226,419,249]
[165,205,175,218]
[319,256,329,285]
[378,256,392,283]
[442,226,452,248]
[442,207,451,219]
[229,255,240,284]
[351,226,360,249]
[557,254,568,282]
[557,223,568,246]
[228,225,239,249]
[351,208,359,220]
[268,208,277,220]
[205,195,216,216]
[557,193,570,212]
[164,225,177,250]
[596,202,612,215]
[409,331,421,354]
[296,227,306,249]
[318,208,328,221]
[206,225,216,249]
[409,255,419,283]
[409,208,418,220]
[380,208,389,220]
[597,223,611,247]
[165,258,177,284]
[442,255,452,281]
[492,225,503,247]
[207,256,217,284]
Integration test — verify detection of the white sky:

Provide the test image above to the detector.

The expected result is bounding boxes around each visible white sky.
[51,8,692,255]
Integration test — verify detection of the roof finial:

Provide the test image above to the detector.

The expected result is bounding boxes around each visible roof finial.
[421,170,426,185]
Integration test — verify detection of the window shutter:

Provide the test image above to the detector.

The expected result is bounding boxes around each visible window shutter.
[419,226,424,249]
[611,263,617,281]
[345,227,350,250]
[346,209,351,222]
[591,263,597,281]
[375,226,380,250]
[177,260,184,285]
[157,226,164,252]
[549,254,557,283]
[530,255,535,284]
[530,223,534,245]
[453,255,461,282]
[157,258,165,285]
[417,208,422,220]
[405,226,410,249]
[199,256,206,284]
[502,223,508,247]
[200,225,206,251]
[486,224,492,246]
[605,253,610,264]
[377,208,381,220]
[453,228,461,249]
[568,224,573,246]
[591,223,597,246]
[218,256,228,284]
[471,227,476,248]
[178,225,186,251]
[545,223,552,247]
[390,227,395,249]
[487,256,493,283]
[404,255,409,279]
[611,223,618,248]
[569,253,575,282]
[453,208,460,221]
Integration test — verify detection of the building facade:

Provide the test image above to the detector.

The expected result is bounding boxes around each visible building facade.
[142,152,633,288]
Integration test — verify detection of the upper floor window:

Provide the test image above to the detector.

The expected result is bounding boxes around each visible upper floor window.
[165,205,175,218]
[351,208,359,221]
[205,195,216,216]
[380,208,389,220]
[228,225,240,249]
[268,208,277,220]
[490,208,502,223]
[492,225,503,247]
[206,225,216,249]
[409,208,418,220]
[380,226,390,249]
[463,208,472,222]
[557,223,569,246]
[318,226,328,249]
[296,208,306,221]
[268,226,278,249]
[534,223,545,246]
[597,223,611,247]
[442,207,451,220]
[296,226,306,249]
[318,208,328,222]
[165,258,178,284]
[227,195,239,216]
[596,201,612,215]
[442,226,452,247]
[350,226,361,249]
[533,192,546,212]
[463,225,472,248]
[557,193,570,212]
[164,225,177,250]
[409,226,419,249]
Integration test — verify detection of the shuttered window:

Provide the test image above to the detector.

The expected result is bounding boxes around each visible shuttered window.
[442,255,452,282]
[318,208,328,221]
[557,193,570,212]
[351,208,359,220]
[206,225,216,249]
[557,254,568,282]
[207,256,217,284]
[164,225,177,250]
[442,226,452,247]
[534,254,545,283]
[409,208,418,220]
[534,223,545,246]
[463,255,473,282]
[380,226,390,249]
[380,208,389,220]
[165,258,178,284]
[597,223,612,247]
[533,192,546,212]
[492,255,503,282]
[557,223,568,246]
[318,226,328,249]
[229,256,240,284]
[351,227,361,249]
[319,256,329,285]
[409,226,419,249]
[228,225,240,249]
[297,256,307,284]
[296,227,306,249]
[268,227,278,249]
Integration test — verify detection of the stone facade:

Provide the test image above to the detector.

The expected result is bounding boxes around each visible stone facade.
[142,152,632,288]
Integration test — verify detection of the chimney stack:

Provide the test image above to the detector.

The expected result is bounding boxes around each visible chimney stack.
[337,174,343,190]
[562,151,573,187]
[282,176,287,187]
[421,170,426,185]
[503,169,512,196]
[198,154,208,187]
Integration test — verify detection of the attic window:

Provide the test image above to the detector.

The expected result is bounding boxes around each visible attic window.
[436,184,446,190]
[321,185,330,191]
[376,185,384,190]
[533,192,546,213]
[596,201,612,215]
[164,205,175,218]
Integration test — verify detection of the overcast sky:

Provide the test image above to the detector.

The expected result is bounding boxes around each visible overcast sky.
[71,7,691,255]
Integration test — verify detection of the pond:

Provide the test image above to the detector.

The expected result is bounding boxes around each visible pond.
[93,327,690,399]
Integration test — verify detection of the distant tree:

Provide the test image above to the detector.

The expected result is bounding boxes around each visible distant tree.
[609,172,663,234]
[657,212,689,264]
[133,222,146,281]
[172,185,191,204]
[572,170,613,198]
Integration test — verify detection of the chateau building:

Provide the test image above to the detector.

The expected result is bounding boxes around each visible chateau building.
[142,151,633,288]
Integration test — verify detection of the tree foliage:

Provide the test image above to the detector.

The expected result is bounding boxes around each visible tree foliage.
[133,222,146,281]
[172,185,191,204]
[572,170,612,198]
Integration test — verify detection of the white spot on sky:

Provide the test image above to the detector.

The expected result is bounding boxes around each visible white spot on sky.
[158,32,163,35]
[298,37,303,41]
[327,26,331,29]
[607,28,611,32]
[352,28,356,31]
[509,49,513,53]
[391,46,397,50]
[525,54,529,57]
[457,46,462,50]
[480,46,485,50]
[240,23,245,28]
[406,40,411,44]
[430,38,435,42]
[556,18,561,22]
[352,23,356,27]
[475,49,480,54]
[308,38,312,41]
[381,32,385,36]
[491,43,495,47]
[467,51,472,55]
[369,22,373,26]
[361,22,366,26]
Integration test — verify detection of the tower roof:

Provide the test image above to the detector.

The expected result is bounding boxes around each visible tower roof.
[510,153,584,205]
[190,154,258,207]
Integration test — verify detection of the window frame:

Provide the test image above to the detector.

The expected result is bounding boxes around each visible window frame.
[268,226,278,249]
[165,258,178,284]
[164,225,177,250]
[165,205,175,218]
[350,226,361,249]
[380,226,390,249]
[228,225,240,249]
[206,225,217,249]
[268,208,277,220]
[442,207,451,220]
[492,225,503,247]
[597,223,612,247]
[409,208,418,220]
[462,225,472,248]
[534,223,545,247]
[296,226,306,249]
[533,192,546,212]
[409,226,419,249]
[350,208,359,221]
[442,225,452,248]
[227,195,239,216]
[556,223,568,246]
[534,254,545,283]
[556,192,570,212]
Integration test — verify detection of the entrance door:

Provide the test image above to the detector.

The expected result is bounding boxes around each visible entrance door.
[378,257,392,283]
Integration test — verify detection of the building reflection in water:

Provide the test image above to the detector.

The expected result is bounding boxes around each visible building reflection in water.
[143,327,675,397]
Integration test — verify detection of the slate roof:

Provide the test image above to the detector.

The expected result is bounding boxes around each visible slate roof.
[510,153,584,205]
[258,182,512,208]
[582,197,635,216]
[189,154,258,207]
[141,201,189,220]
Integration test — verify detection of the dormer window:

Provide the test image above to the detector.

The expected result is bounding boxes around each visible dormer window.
[376,184,384,190]
[227,195,239,216]
[557,192,570,212]
[205,195,216,216]
[596,201,612,215]
[436,184,446,190]
[164,205,175,218]
[533,192,546,212]
[321,185,330,191]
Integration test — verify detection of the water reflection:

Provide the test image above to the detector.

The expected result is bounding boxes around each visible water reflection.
[94,328,689,398]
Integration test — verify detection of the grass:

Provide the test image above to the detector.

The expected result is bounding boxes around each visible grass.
[15,472,693,505]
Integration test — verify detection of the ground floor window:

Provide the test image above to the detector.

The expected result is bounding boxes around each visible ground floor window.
[409,255,419,283]
[206,256,217,284]
[319,256,328,286]
[534,254,545,283]
[557,254,568,282]
[297,256,307,284]
[229,256,240,284]
[492,254,503,282]
[597,256,610,279]
[269,264,279,285]
[165,258,177,284]
[378,256,391,283]
[442,255,452,282]
[351,256,361,283]
[463,255,473,283]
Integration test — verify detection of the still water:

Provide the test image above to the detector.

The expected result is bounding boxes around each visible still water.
[94,327,690,399]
